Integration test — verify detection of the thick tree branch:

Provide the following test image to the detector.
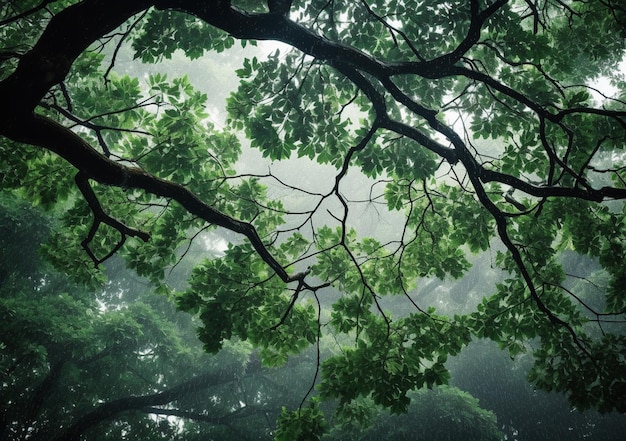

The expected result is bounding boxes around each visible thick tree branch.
[0,0,153,117]
[50,370,236,441]
[5,114,304,283]
[1,0,625,310]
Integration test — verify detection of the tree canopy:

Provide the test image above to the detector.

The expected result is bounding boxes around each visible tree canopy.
[1,195,505,440]
[1,0,626,438]
[0,194,255,441]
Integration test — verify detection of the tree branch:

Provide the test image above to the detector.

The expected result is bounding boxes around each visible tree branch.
[75,171,150,266]
[4,114,304,282]
[1,0,625,331]
[50,370,236,441]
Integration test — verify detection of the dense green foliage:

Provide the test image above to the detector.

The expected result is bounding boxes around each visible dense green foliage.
[1,0,626,439]
[0,195,252,440]
[1,194,504,440]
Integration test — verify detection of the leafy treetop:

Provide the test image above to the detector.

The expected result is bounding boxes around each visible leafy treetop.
[1,0,626,437]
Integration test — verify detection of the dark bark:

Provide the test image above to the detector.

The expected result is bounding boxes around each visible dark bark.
[0,0,154,117]
[2,0,623,216]
[1,0,626,349]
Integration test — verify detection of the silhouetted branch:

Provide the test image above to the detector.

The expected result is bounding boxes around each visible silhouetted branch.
[50,370,236,441]
[75,171,149,266]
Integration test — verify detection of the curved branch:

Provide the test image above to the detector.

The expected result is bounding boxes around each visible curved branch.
[4,114,308,283]
[50,370,236,441]
[0,0,154,116]
[456,145,595,359]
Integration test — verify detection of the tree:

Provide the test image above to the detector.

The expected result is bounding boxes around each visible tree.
[1,0,626,437]
[0,194,266,441]
[1,195,504,441]
[323,386,502,441]
[448,339,626,441]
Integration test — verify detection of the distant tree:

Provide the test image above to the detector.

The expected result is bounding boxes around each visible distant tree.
[324,386,502,441]
[0,195,276,440]
[448,339,626,441]
[1,1,626,438]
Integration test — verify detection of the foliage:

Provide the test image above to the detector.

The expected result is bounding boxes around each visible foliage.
[0,196,263,440]
[449,338,626,440]
[2,0,626,439]
[336,386,502,441]
[275,399,328,441]
[0,196,505,440]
